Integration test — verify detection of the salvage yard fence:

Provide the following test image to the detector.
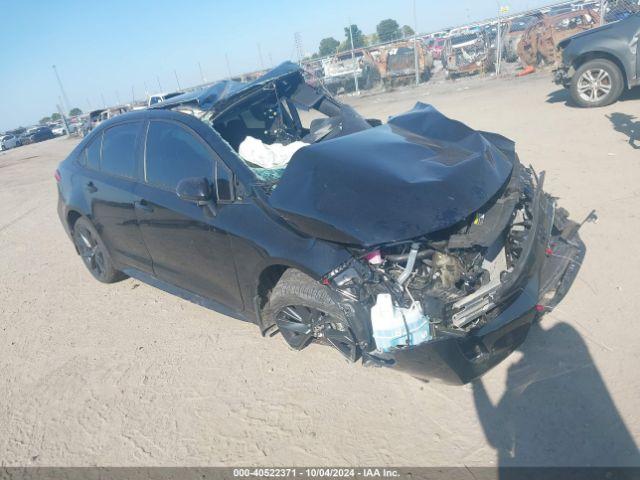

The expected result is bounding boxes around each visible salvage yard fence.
[295,0,640,94]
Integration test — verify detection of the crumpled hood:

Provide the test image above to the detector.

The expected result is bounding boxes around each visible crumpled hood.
[269,103,517,247]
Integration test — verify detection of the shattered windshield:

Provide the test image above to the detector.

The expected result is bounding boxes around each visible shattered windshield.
[207,78,371,186]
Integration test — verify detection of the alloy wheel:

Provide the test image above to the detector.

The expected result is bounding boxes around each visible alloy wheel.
[74,226,106,279]
[576,68,612,103]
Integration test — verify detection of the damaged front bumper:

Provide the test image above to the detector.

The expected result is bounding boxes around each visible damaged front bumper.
[553,64,574,87]
[366,174,586,385]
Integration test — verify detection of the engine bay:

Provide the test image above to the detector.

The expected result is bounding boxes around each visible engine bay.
[325,160,541,353]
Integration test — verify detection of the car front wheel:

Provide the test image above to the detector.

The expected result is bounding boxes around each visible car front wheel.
[264,269,359,362]
[570,59,624,108]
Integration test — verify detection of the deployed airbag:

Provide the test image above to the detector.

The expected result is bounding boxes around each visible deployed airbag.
[239,136,308,169]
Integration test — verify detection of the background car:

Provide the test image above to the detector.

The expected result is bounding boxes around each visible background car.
[554,13,640,107]
[0,133,20,150]
[20,126,55,144]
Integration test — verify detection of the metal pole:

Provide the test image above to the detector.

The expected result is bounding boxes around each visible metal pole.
[599,0,606,25]
[52,65,71,114]
[225,54,232,80]
[131,85,135,104]
[198,62,206,84]
[257,43,265,69]
[413,0,420,85]
[495,10,502,76]
[57,104,71,138]
[348,22,359,94]
[174,70,181,90]
[156,76,162,92]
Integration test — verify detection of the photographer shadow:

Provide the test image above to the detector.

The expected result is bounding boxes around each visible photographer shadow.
[473,321,639,470]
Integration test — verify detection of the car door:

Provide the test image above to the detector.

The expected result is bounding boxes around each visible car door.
[80,121,153,273]
[135,118,243,311]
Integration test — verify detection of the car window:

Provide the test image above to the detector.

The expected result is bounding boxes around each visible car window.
[101,122,142,179]
[84,134,102,170]
[145,120,213,191]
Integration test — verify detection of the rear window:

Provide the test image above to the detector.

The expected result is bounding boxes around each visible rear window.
[100,122,142,179]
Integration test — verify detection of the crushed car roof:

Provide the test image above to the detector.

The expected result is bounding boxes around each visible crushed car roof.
[151,61,302,111]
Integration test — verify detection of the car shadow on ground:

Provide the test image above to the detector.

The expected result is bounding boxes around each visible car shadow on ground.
[546,86,640,108]
[545,88,573,105]
[607,112,640,150]
[472,321,640,472]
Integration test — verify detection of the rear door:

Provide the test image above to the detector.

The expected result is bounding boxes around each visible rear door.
[80,121,153,273]
[134,119,243,310]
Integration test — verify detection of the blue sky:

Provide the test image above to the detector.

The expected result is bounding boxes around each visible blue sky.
[0,0,552,131]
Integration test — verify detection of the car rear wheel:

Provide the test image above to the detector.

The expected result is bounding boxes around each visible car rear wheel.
[570,59,624,108]
[72,217,127,283]
[264,269,358,362]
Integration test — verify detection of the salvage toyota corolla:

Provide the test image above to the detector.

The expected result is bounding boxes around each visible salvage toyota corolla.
[56,62,589,384]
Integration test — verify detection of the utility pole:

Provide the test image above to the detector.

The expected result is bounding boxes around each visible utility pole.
[496,5,508,76]
[348,22,359,94]
[198,62,206,84]
[131,85,135,104]
[174,70,182,90]
[56,103,71,137]
[225,53,232,80]
[156,75,163,92]
[257,43,265,69]
[294,32,304,65]
[52,65,71,114]
[143,81,149,100]
[413,0,420,85]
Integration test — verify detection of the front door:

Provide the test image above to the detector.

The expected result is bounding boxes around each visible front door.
[134,119,243,311]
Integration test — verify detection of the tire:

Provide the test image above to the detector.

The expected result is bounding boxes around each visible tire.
[570,59,624,108]
[72,217,127,283]
[263,269,358,361]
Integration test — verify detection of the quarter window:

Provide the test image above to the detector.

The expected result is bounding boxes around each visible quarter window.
[85,134,102,170]
[145,121,213,191]
[101,122,142,179]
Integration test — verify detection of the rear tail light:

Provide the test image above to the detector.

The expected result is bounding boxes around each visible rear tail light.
[54,169,61,182]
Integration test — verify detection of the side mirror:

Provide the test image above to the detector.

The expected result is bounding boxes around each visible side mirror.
[176,177,212,204]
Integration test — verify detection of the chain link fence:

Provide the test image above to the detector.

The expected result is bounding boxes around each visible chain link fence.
[298,0,639,95]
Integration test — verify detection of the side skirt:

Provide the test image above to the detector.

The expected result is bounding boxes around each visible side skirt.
[121,268,254,324]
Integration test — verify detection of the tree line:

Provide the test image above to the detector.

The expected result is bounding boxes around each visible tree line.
[315,18,414,58]
[39,108,83,125]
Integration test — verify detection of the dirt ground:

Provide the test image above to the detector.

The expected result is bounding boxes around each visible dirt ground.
[1,72,639,467]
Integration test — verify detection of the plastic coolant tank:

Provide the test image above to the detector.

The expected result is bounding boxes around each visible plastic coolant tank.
[370,293,432,352]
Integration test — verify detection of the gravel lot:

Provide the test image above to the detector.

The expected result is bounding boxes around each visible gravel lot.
[1,72,639,467]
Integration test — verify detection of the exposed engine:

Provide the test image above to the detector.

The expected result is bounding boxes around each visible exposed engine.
[325,161,538,353]
[375,164,534,332]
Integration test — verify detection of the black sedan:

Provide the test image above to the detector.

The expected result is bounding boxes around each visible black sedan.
[21,126,55,144]
[56,63,588,384]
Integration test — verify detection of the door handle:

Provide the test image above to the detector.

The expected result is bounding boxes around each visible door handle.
[134,200,154,213]
[85,181,97,193]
